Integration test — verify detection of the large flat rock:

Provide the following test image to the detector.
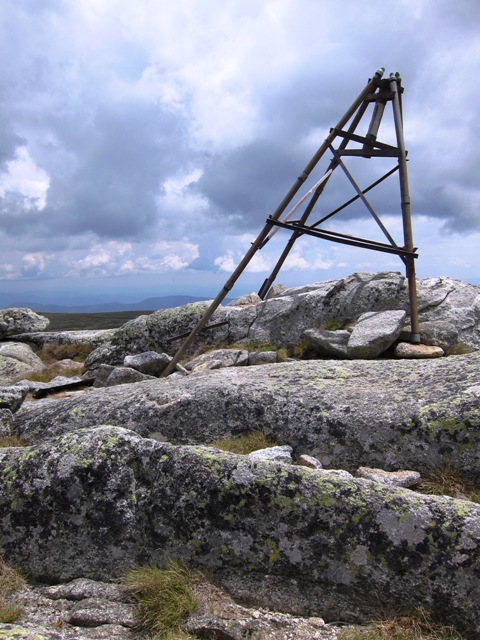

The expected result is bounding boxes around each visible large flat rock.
[0,426,478,637]
[12,353,480,477]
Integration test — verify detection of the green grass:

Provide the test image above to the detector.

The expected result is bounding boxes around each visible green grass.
[417,466,480,503]
[122,561,198,639]
[209,430,276,455]
[339,609,464,640]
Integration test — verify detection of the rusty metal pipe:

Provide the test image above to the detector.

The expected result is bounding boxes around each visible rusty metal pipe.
[389,73,420,343]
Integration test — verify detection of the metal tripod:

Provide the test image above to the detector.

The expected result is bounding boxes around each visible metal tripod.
[162,68,420,376]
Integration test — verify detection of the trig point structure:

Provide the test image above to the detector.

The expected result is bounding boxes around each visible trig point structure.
[162,68,420,376]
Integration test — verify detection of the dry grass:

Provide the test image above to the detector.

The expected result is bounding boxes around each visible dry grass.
[25,365,84,383]
[36,342,95,365]
[188,340,288,362]
[0,436,29,448]
[417,466,480,503]
[339,609,463,640]
[122,561,198,639]
[209,430,276,455]
[446,342,475,356]
[0,557,25,624]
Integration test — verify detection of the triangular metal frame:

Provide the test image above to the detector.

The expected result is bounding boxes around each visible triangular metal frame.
[163,68,420,376]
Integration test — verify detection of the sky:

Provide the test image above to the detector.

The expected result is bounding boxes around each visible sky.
[1,0,480,306]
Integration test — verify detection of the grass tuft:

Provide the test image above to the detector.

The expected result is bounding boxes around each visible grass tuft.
[122,560,198,638]
[36,342,95,365]
[446,342,475,356]
[417,466,480,503]
[25,365,84,383]
[0,602,23,624]
[0,557,25,624]
[339,609,464,639]
[321,318,348,331]
[0,436,29,448]
[209,430,276,455]
[0,558,25,595]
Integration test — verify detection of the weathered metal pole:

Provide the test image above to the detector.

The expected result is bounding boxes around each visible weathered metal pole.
[389,72,420,343]
[161,68,386,376]
[257,97,371,299]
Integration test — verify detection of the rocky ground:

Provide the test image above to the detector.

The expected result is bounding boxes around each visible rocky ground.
[4,577,342,639]
[0,272,479,639]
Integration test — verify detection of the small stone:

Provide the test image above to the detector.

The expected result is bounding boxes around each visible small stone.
[227,292,262,306]
[356,466,421,488]
[248,445,293,464]
[296,454,323,470]
[394,343,444,359]
[248,351,277,365]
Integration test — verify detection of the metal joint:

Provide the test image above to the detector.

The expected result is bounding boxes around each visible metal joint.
[298,171,308,183]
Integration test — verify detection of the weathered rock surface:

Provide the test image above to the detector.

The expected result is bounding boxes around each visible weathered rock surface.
[3,575,341,640]
[417,320,459,352]
[185,348,249,372]
[0,308,49,338]
[355,467,421,488]
[73,272,480,369]
[0,426,478,637]
[123,350,172,376]
[303,328,350,358]
[2,578,137,639]
[248,445,293,464]
[248,350,277,365]
[346,310,406,358]
[13,353,480,478]
[0,342,45,385]
[0,385,29,413]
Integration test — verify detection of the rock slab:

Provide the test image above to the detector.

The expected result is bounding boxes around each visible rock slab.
[0,426,478,638]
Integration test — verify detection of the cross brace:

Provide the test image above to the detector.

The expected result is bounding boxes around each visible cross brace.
[162,68,420,376]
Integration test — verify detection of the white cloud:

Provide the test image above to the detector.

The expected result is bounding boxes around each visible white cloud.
[0,147,50,209]
[214,251,237,273]
[1,0,480,301]
[0,263,17,280]
[21,253,47,276]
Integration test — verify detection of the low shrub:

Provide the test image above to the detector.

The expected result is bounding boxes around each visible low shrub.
[209,430,276,455]
[122,560,198,638]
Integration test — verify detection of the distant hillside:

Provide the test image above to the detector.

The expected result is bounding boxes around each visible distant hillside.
[8,295,212,314]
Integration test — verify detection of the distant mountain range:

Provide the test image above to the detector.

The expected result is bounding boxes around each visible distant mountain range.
[7,295,215,314]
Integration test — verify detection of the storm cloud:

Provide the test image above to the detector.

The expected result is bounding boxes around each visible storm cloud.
[0,0,479,303]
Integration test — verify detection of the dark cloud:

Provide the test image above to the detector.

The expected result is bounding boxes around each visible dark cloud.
[0,0,479,296]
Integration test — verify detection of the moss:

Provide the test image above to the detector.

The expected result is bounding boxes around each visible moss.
[425,418,465,435]
[266,538,280,566]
